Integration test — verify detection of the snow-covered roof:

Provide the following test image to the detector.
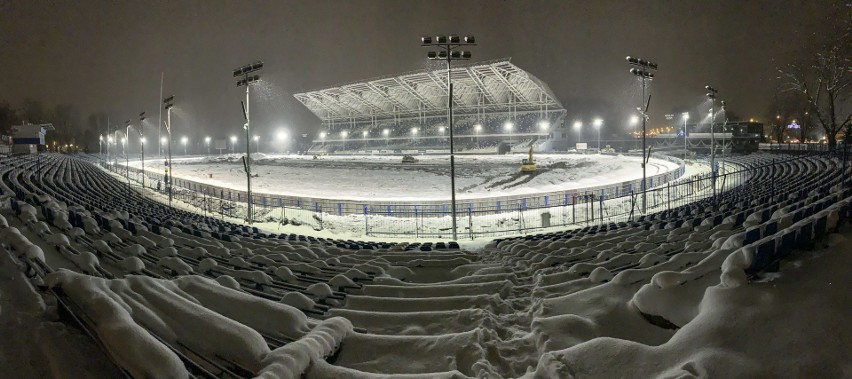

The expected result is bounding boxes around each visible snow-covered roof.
[294,59,564,123]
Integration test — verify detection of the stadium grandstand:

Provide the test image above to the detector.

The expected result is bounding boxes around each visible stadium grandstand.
[294,59,566,154]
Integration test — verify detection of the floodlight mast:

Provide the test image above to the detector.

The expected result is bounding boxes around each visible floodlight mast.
[125,120,131,199]
[163,95,175,208]
[139,112,146,188]
[422,34,475,241]
[706,85,719,200]
[234,61,263,225]
[626,56,658,215]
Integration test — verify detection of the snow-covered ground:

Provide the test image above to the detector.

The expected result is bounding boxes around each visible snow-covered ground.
[128,153,680,201]
[2,152,850,378]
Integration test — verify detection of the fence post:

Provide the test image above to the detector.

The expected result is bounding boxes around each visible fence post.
[667,182,671,211]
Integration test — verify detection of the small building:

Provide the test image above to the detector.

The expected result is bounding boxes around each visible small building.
[10,122,54,154]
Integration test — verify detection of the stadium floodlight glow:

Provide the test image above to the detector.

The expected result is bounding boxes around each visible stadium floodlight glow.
[410,127,418,135]
[181,136,188,155]
[160,136,167,144]
[162,94,176,207]
[504,121,514,131]
[573,121,582,130]
[233,60,264,224]
[422,32,476,242]
[277,131,288,141]
[438,126,445,134]
[474,124,482,132]
[593,118,603,150]
[539,120,550,130]
[362,130,369,137]
[205,136,211,143]
[382,128,389,136]
[706,84,720,199]
[630,115,640,126]
[340,130,348,138]
[625,55,658,215]
[121,137,126,144]
[253,135,259,141]
[140,137,146,143]
[319,132,327,139]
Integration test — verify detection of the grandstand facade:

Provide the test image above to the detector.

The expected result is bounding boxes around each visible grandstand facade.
[294,59,566,154]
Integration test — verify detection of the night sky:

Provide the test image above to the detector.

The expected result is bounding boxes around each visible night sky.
[0,0,834,143]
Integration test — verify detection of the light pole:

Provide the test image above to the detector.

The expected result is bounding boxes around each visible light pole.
[422,34,475,241]
[163,95,175,207]
[573,121,582,147]
[362,130,368,150]
[139,112,146,188]
[410,127,417,145]
[474,123,482,147]
[627,55,658,214]
[593,118,603,151]
[205,136,211,156]
[230,135,237,153]
[682,112,690,160]
[504,121,514,145]
[706,85,719,199]
[233,60,263,224]
[382,128,389,146]
[253,135,260,154]
[276,131,287,153]
[181,136,188,156]
[341,130,348,151]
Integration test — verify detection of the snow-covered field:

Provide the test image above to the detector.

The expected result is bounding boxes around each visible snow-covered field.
[129,153,680,201]
[1,152,850,378]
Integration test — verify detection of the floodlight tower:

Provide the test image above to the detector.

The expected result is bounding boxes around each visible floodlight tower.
[233,60,263,224]
[706,85,719,198]
[421,34,475,241]
[205,136,211,156]
[593,118,603,151]
[163,95,175,207]
[626,56,658,214]
[139,112,146,188]
[681,112,690,160]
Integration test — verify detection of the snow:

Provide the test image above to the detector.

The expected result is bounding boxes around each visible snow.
[2,152,850,378]
[131,153,680,201]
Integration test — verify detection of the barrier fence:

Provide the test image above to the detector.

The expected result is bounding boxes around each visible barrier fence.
[97,151,849,240]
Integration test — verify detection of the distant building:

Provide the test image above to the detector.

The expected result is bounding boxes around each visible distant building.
[11,122,54,154]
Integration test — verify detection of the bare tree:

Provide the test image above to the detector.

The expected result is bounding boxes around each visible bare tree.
[778,4,851,148]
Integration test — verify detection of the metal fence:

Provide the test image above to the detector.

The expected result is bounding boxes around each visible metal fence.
[99,150,849,240]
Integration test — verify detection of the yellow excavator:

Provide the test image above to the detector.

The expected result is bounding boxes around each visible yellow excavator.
[520,147,537,173]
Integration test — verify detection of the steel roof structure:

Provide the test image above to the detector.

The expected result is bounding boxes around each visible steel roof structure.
[294,59,564,125]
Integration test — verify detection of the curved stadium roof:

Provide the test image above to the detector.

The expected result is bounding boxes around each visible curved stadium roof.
[294,59,564,124]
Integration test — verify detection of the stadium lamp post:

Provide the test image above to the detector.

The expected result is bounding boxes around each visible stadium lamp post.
[205,136,211,156]
[139,112,146,188]
[181,136,188,156]
[626,55,658,214]
[362,130,368,149]
[706,85,719,199]
[410,127,417,145]
[573,121,583,147]
[276,131,287,153]
[593,118,603,151]
[253,135,260,154]
[504,121,514,144]
[474,123,482,147]
[341,130,348,150]
[382,128,389,146]
[230,135,237,153]
[422,34,475,241]
[233,60,263,225]
[682,112,690,160]
[163,95,175,208]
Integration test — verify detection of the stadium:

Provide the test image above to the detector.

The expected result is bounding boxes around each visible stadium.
[2,2,852,379]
